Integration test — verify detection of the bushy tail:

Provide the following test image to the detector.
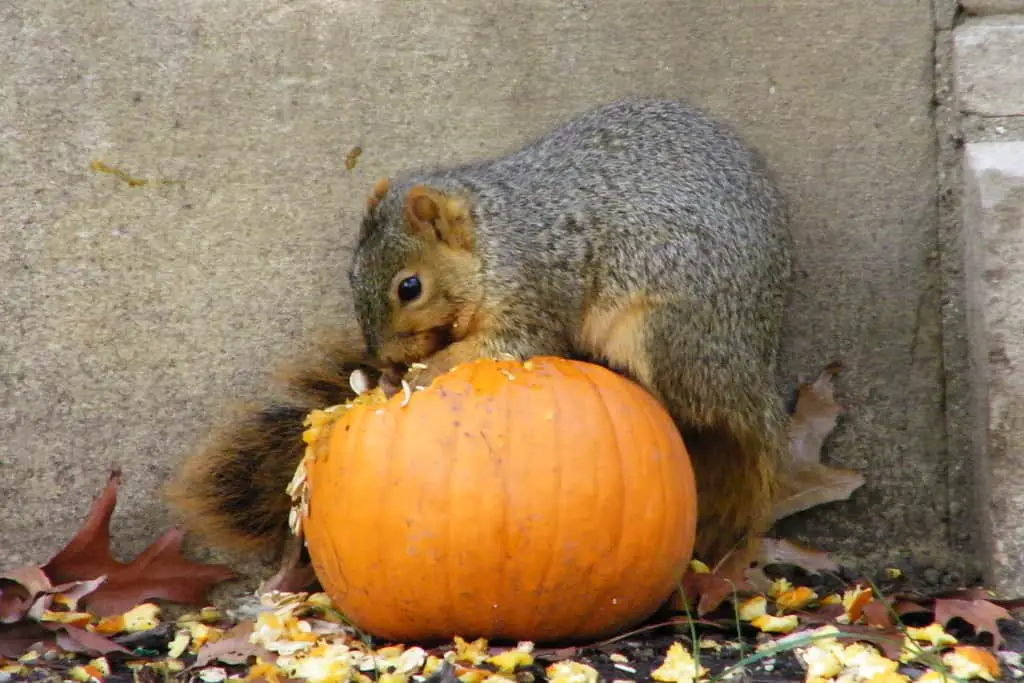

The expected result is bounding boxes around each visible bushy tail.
[165,327,380,559]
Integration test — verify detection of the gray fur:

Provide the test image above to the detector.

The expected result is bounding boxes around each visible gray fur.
[351,97,791,402]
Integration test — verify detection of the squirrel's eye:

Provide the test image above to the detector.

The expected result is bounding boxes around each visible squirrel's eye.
[397,275,422,303]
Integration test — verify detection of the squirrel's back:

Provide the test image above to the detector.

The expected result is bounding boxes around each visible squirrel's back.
[389,97,786,251]
[376,98,790,323]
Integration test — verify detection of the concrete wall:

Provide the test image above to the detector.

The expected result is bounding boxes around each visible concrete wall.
[1,0,981,584]
[953,2,1024,595]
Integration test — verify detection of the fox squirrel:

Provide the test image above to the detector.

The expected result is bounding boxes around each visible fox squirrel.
[167,97,792,565]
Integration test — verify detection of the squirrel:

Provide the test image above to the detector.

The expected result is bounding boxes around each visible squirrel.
[167,97,792,565]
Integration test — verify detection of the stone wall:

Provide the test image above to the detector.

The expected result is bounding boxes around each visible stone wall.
[953,1,1024,595]
[0,0,1002,591]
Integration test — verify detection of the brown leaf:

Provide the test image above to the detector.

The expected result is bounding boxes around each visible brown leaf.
[0,621,53,658]
[675,569,753,616]
[862,599,895,629]
[0,568,107,626]
[753,538,841,574]
[48,577,108,614]
[772,464,865,522]
[41,469,237,616]
[787,362,844,465]
[49,623,132,656]
[258,533,318,596]
[935,587,1024,609]
[194,619,268,667]
[531,646,579,661]
[674,538,840,617]
[735,537,842,594]
[0,567,52,623]
[934,598,1012,650]
[43,470,125,581]
[893,600,931,617]
[775,363,864,521]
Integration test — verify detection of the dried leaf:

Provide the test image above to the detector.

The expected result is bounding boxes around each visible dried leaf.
[738,538,841,594]
[861,599,895,629]
[754,538,840,573]
[772,464,866,522]
[675,569,752,617]
[0,620,53,658]
[774,363,865,521]
[788,362,844,465]
[0,569,107,627]
[935,587,1024,610]
[50,623,132,656]
[531,646,579,661]
[0,567,51,623]
[258,534,317,596]
[194,619,269,667]
[934,598,1012,650]
[41,469,237,616]
[43,470,124,581]
[893,600,932,617]
[673,538,841,617]
[49,577,108,614]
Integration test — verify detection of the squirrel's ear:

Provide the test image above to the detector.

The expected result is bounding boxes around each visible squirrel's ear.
[402,185,474,251]
[365,176,390,211]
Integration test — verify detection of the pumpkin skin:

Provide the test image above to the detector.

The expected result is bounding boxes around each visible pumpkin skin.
[300,356,698,645]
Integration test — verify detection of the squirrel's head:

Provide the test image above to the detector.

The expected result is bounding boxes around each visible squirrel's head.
[349,178,483,373]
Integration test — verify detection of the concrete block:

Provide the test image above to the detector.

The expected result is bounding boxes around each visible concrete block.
[1,0,960,579]
[963,141,1024,596]
[960,0,1024,14]
[954,17,1024,116]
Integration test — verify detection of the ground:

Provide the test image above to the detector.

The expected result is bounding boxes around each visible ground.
[5,560,1023,683]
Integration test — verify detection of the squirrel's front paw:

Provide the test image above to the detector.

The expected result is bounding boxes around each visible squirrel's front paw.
[402,361,444,391]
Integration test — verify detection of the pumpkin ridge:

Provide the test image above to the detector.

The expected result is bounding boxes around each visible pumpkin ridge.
[561,359,628,638]
[510,357,564,636]
[495,359,517,633]
[441,366,466,637]
[590,363,632,622]
[636,375,695,587]
[632,375,679,592]
[473,360,510,635]
[531,358,568,634]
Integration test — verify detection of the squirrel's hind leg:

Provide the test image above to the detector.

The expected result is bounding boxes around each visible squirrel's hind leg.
[641,303,787,565]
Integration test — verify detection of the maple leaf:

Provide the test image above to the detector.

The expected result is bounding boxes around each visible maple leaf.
[773,362,865,522]
[934,598,1012,650]
[41,468,237,616]
[888,587,1024,651]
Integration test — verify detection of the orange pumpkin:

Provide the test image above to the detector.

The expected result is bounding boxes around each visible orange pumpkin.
[293,356,698,644]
